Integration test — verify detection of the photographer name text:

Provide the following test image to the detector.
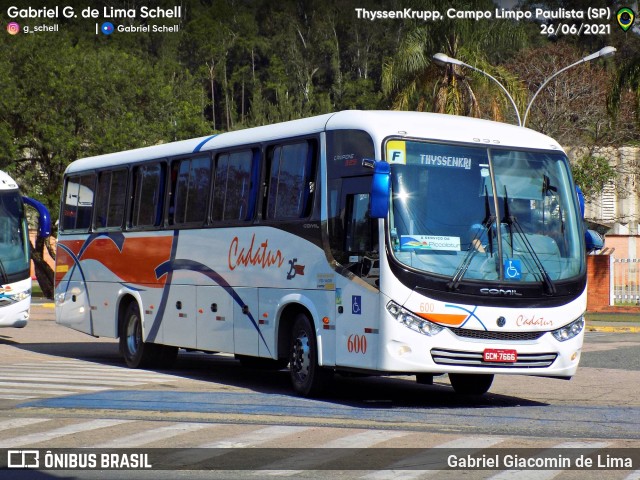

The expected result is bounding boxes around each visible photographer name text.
[6,5,182,19]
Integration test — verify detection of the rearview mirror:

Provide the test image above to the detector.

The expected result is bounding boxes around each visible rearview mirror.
[365,159,390,219]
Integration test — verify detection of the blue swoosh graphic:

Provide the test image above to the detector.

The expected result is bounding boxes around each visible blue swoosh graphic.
[445,304,487,331]
[154,258,271,356]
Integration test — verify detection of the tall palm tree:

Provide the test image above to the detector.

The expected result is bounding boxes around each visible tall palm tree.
[609,52,640,124]
[382,0,529,123]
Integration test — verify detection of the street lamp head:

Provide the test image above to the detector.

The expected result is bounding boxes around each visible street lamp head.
[433,53,462,67]
[523,45,617,127]
[582,46,616,63]
[598,46,616,59]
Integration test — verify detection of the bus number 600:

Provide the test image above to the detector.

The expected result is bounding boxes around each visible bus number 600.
[347,334,367,354]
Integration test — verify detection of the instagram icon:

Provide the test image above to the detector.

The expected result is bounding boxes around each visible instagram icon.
[7,22,20,35]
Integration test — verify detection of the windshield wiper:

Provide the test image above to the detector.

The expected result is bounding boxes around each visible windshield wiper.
[448,187,494,291]
[502,187,556,295]
[0,258,7,284]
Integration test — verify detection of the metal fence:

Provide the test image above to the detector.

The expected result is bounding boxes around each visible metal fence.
[613,258,640,305]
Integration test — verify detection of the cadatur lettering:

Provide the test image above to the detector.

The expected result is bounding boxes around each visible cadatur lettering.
[228,234,284,271]
[516,314,553,327]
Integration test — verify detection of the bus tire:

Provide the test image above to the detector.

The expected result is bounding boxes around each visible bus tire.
[289,314,330,397]
[119,301,156,369]
[448,373,494,395]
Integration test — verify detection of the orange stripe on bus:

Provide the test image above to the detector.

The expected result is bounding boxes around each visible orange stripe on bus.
[415,312,468,326]
[80,236,173,286]
[56,236,174,287]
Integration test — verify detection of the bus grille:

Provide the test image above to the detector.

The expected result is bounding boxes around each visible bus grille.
[448,328,545,341]
[431,348,557,368]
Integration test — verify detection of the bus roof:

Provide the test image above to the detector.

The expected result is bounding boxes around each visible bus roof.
[0,170,19,191]
[65,111,564,174]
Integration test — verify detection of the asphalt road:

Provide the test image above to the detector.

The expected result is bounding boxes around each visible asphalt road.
[0,305,638,479]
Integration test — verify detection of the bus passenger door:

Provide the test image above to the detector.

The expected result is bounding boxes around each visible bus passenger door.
[333,177,380,370]
[233,288,259,356]
[196,286,234,353]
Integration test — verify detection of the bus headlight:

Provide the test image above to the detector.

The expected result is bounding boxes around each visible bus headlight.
[386,301,444,337]
[9,289,30,303]
[551,316,584,342]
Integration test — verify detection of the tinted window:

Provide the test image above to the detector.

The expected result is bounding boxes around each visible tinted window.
[326,129,375,179]
[131,163,165,228]
[266,142,315,219]
[170,156,212,225]
[95,170,127,229]
[62,174,96,232]
[325,130,375,263]
[211,150,255,221]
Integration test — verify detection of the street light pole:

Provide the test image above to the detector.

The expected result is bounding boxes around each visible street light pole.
[432,46,616,128]
[433,52,522,126]
[522,46,616,127]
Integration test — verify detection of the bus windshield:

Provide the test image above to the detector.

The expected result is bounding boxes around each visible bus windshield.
[388,140,582,285]
[0,190,30,281]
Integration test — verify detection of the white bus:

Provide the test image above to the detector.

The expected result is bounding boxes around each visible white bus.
[0,170,51,327]
[55,110,589,396]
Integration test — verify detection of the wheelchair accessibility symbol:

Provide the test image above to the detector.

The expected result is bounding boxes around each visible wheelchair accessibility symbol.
[352,295,362,315]
[504,259,522,280]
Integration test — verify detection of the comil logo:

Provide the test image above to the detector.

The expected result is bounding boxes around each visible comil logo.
[8,450,39,468]
[6,22,20,35]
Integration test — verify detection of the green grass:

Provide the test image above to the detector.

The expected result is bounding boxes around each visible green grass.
[586,312,640,323]
[31,283,43,298]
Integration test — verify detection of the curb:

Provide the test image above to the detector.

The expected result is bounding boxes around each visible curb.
[32,303,55,309]
[587,325,640,333]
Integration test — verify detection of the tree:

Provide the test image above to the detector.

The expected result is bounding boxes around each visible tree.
[571,154,617,201]
[507,43,622,145]
[0,31,209,297]
[609,52,640,130]
[382,0,528,122]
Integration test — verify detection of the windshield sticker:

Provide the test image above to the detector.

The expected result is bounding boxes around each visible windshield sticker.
[387,140,406,165]
[504,259,522,280]
[395,141,483,169]
[419,154,472,170]
[400,235,460,251]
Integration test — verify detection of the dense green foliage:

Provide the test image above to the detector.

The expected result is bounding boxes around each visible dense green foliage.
[0,0,638,219]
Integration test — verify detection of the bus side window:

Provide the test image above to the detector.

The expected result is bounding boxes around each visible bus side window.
[61,174,96,232]
[95,169,127,230]
[265,140,316,220]
[325,129,376,268]
[211,150,255,222]
[168,156,212,226]
[345,193,376,254]
[130,163,165,228]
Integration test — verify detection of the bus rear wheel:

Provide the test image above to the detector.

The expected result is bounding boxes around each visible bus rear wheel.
[289,314,330,396]
[119,302,177,369]
[448,373,494,395]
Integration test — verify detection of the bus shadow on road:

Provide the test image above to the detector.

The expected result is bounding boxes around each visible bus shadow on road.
[169,351,549,409]
[10,341,548,410]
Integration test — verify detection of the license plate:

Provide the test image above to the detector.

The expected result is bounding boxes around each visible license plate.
[483,349,517,363]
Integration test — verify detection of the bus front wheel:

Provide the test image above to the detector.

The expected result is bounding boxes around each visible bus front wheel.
[289,314,331,396]
[448,373,494,395]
